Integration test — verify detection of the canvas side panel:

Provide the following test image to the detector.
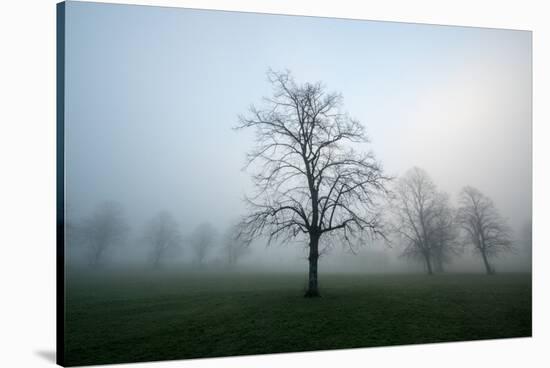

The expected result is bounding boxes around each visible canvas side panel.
[56,2,66,366]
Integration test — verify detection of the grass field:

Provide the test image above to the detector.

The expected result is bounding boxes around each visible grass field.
[64,270,531,366]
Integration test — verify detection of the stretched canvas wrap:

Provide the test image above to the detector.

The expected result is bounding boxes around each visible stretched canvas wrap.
[56,1,532,366]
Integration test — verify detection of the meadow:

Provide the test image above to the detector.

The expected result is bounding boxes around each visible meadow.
[64,270,531,366]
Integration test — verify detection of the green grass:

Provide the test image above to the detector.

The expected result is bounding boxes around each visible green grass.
[64,270,531,366]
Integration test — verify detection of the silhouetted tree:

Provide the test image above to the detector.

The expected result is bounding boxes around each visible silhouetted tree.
[391,167,459,275]
[80,201,129,267]
[236,70,390,297]
[457,186,513,274]
[143,211,182,268]
[222,225,250,267]
[431,199,461,272]
[188,222,217,267]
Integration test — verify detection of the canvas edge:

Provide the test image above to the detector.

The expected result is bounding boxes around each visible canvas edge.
[56,1,66,366]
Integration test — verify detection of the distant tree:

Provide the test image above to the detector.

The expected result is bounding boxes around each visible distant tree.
[457,186,513,275]
[80,201,129,267]
[188,222,217,267]
[236,70,390,297]
[222,225,250,267]
[431,200,461,273]
[391,167,459,275]
[143,211,182,268]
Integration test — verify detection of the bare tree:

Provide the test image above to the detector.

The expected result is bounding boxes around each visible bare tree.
[236,70,390,297]
[143,211,182,268]
[457,186,513,274]
[391,167,459,275]
[188,222,217,267]
[222,224,250,267]
[80,201,129,267]
[431,199,461,273]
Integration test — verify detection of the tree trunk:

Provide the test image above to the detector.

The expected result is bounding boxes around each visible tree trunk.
[153,255,161,268]
[91,245,103,268]
[481,251,494,275]
[305,233,320,297]
[425,253,433,275]
[433,255,444,273]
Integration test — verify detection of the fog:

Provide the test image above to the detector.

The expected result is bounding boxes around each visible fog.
[63,2,531,274]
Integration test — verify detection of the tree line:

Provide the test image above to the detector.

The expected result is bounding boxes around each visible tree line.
[390,167,515,275]
[67,203,249,269]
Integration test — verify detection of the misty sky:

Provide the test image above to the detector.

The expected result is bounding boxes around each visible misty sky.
[64,2,531,268]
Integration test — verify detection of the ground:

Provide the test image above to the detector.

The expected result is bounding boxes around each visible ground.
[64,270,531,366]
